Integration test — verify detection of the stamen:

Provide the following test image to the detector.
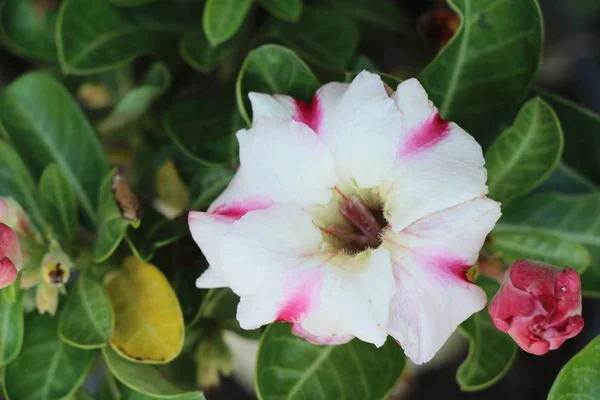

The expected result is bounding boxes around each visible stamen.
[340,196,382,248]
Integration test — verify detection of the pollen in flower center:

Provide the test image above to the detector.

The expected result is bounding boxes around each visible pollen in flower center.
[316,189,387,254]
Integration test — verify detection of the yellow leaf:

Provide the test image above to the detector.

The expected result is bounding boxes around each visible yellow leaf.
[155,158,190,217]
[107,256,184,363]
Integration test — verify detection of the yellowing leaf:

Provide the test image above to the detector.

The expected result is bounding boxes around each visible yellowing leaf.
[107,256,184,363]
[155,158,190,217]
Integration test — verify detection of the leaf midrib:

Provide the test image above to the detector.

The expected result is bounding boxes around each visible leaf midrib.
[6,97,97,224]
[286,345,334,400]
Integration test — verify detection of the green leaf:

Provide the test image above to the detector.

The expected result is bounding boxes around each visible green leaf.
[258,0,302,22]
[103,347,205,399]
[488,231,591,274]
[269,6,359,72]
[179,27,241,73]
[0,0,59,62]
[537,87,600,185]
[485,97,563,203]
[189,165,235,210]
[4,314,94,400]
[320,0,412,34]
[165,95,244,165]
[120,385,205,400]
[457,276,517,390]
[548,334,600,399]
[70,389,95,400]
[0,291,23,367]
[347,54,378,71]
[535,162,599,195]
[57,0,183,74]
[419,0,543,146]
[100,62,171,134]
[256,323,405,400]
[0,72,109,225]
[0,141,48,232]
[94,169,129,262]
[236,44,320,124]
[38,164,77,242]
[202,0,251,46]
[125,215,188,262]
[109,0,160,7]
[344,70,402,88]
[59,272,114,349]
[495,192,600,297]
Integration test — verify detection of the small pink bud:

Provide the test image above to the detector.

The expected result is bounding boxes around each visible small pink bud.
[0,223,22,288]
[489,260,584,355]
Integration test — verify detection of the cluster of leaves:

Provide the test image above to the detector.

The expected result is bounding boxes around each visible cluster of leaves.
[0,0,598,398]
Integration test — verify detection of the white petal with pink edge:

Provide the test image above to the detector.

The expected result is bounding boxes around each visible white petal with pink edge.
[190,196,274,288]
[209,119,337,211]
[379,78,489,232]
[219,205,395,347]
[383,198,500,364]
[320,71,402,187]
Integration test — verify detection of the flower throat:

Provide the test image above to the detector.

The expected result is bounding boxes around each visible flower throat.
[319,191,387,254]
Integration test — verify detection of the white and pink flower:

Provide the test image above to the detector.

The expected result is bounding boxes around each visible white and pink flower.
[189,71,501,364]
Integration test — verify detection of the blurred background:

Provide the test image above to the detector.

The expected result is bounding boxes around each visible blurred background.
[1,0,599,399]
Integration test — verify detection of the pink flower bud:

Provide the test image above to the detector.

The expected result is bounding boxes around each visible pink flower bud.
[489,260,584,355]
[0,223,22,288]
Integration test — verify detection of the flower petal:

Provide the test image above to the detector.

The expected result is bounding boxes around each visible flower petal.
[209,119,337,211]
[0,258,18,288]
[384,198,500,364]
[190,199,272,289]
[320,71,402,187]
[380,78,488,232]
[220,205,395,346]
[0,223,22,270]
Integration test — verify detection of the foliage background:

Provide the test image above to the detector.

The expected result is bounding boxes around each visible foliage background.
[0,0,599,399]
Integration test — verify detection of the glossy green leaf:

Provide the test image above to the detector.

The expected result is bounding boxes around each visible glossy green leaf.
[535,162,599,195]
[4,314,94,400]
[489,231,591,273]
[0,72,109,225]
[419,0,543,146]
[70,389,95,400]
[486,97,563,203]
[189,165,235,210]
[344,70,402,88]
[236,44,320,123]
[495,192,600,297]
[548,334,600,400]
[256,323,405,400]
[202,0,251,46]
[321,0,412,34]
[103,347,205,399]
[258,0,302,22]
[120,385,205,400]
[179,27,241,73]
[94,169,129,262]
[537,87,600,185]
[100,63,171,133]
[0,291,23,367]
[457,276,517,390]
[125,214,188,262]
[165,95,243,165]
[0,141,48,231]
[347,54,378,71]
[59,272,114,349]
[57,0,183,74]
[38,164,77,242]
[110,0,160,7]
[270,7,359,71]
[0,0,59,62]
